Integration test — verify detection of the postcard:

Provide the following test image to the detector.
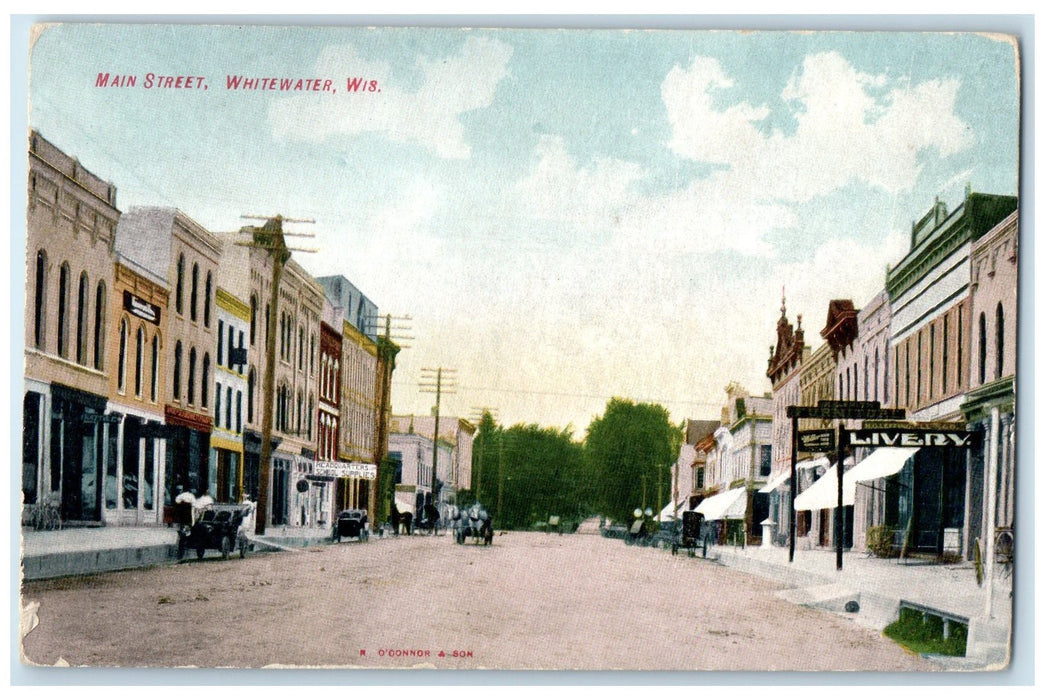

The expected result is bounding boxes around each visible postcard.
[17,21,1022,674]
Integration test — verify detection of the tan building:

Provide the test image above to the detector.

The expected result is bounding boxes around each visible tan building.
[114,207,222,508]
[961,209,1018,568]
[105,254,169,525]
[23,130,119,524]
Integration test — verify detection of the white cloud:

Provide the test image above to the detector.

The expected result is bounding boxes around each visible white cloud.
[663,51,973,202]
[268,36,513,159]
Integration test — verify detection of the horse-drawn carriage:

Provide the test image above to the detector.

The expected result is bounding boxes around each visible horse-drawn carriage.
[451,503,493,545]
[671,510,705,556]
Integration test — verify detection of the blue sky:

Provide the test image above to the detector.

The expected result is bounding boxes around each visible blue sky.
[25,23,1021,432]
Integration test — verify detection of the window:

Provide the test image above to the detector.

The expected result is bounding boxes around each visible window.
[957,309,964,386]
[173,342,182,400]
[228,325,235,370]
[942,314,949,394]
[307,395,314,441]
[248,368,255,423]
[135,327,144,397]
[298,327,304,369]
[250,295,257,345]
[929,324,935,400]
[118,319,128,393]
[916,332,923,406]
[33,250,46,349]
[226,386,233,432]
[201,354,210,408]
[236,391,242,433]
[996,303,1005,379]
[204,272,212,328]
[94,282,106,370]
[76,272,89,364]
[238,331,245,372]
[863,357,869,401]
[978,312,987,384]
[190,263,199,322]
[215,382,222,428]
[187,348,197,405]
[310,334,315,373]
[296,391,303,434]
[57,263,70,357]
[217,320,224,365]
[151,334,159,401]
[176,254,184,315]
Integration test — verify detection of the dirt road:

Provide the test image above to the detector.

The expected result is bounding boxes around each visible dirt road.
[21,531,935,671]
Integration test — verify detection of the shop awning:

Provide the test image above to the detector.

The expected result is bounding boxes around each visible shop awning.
[695,487,748,520]
[846,447,919,484]
[657,499,689,521]
[797,456,830,471]
[793,457,856,511]
[758,472,790,494]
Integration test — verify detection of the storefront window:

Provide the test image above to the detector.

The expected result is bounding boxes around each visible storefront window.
[143,434,155,510]
[22,393,40,505]
[122,417,140,510]
[106,421,119,509]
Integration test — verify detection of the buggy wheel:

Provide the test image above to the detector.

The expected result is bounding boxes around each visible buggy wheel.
[196,544,206,560]
[220,536,232,560]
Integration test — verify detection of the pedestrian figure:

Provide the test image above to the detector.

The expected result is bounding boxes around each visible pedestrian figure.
[390,503,400,537]
[401,511,413,536]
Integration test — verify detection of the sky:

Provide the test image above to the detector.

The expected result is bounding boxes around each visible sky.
[23,22,1021,435]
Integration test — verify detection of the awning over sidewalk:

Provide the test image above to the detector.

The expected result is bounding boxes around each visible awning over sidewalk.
[758,472,790,494]
[846,447,919,484]
[797,456,830,471]
[793,458,857,511]
[695,487,747,520]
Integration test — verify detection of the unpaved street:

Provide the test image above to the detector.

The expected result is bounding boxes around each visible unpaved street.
[21,532,935,671]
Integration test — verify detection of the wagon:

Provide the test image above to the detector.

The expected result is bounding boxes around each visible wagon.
[177,503,251,560]
[451,503,493,545]
[672,510,705,556]
[332,509,369,542]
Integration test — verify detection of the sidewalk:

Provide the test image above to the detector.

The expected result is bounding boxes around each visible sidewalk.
[18,524,338,582]
[705,541,1013,668]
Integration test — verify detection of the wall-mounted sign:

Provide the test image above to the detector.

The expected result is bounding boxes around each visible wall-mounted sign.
[787,400,906,420]
[797,429,835,452]
[123,290,161,325]
[314,461,377,480]
[848,428,978,448]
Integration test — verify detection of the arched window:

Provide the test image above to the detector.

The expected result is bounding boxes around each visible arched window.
[93,281,106,370]
[201,354,210,408]
[978,312,987,384]
[248,367,255,423]
[118,318,128,393]
[250,294,258,345]
[175,254,185,315]
[76,272,89,364]
[204,271,212,328]
[187,347,197,405]
[296,391,303,434]
[151,334,159,401]
[57,263,70,357]
[996,303,1005,379]
[135,326,144,397]
[34,250,47,349]
[307,395,314,441]
[298,327,304,369]
[173,341,182,400]
[190,263,199,322]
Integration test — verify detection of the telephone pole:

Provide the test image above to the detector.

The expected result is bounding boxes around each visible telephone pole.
[419,367,456,513]
[236,214,315,535]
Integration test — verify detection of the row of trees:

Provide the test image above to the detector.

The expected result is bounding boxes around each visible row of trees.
[468,398,683,530]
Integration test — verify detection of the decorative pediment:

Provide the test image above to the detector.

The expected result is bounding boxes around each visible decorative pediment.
[822,299,858,355]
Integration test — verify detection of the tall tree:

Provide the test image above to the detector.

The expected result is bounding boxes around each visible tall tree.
[585,397,682,523]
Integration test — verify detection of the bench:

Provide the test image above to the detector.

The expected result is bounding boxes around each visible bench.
[898,600,969,640]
